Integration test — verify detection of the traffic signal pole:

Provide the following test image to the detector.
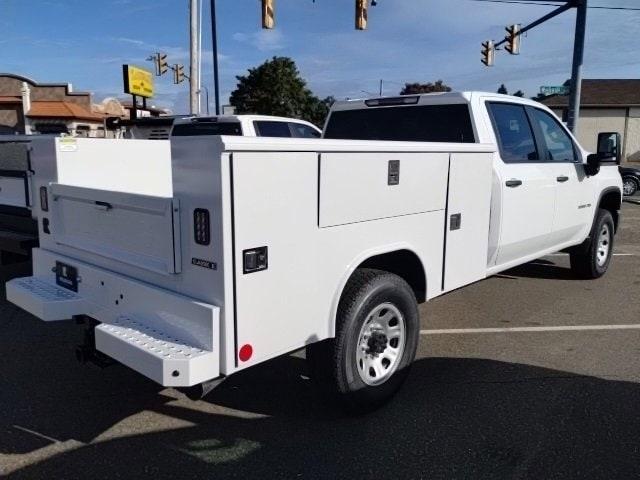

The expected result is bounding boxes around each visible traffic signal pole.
[485,0,587,134]
[567,0,587,134]
[210,0,221,115]
[492,1,573,50]
[190,0,200,116]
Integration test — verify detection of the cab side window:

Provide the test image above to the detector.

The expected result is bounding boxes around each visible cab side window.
[530,108,577,162]
[488,103,539,163]
[290,123,321,138]
[254,121,293,137]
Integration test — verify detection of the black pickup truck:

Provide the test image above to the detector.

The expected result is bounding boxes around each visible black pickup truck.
[620,165,640,196]
[0,137,38,275]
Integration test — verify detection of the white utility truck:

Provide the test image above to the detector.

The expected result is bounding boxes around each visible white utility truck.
[7,93,622,409]
[171,114,322,139]
[124,114,322,140]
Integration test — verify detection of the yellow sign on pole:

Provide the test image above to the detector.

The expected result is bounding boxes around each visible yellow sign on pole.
[122,65,154,98]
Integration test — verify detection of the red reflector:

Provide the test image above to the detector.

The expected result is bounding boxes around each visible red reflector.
[239,344,253,362]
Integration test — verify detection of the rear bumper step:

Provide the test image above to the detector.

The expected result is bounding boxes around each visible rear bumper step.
[96,315,219,387]
[6,277,88,321]
[6,248,221,387]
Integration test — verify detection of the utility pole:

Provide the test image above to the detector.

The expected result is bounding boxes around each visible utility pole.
[210,0,221,115]
[189,0,200,115]
[379,79,383,96]
[567,0,587,134]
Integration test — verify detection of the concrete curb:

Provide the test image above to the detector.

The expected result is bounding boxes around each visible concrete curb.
[623,197,640,205]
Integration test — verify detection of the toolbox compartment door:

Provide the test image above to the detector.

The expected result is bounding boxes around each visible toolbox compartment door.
[442,152,493,292]
[319,152,449,227]
[49,184,181,274]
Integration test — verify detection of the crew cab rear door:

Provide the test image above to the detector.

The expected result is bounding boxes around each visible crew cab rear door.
[487,102,557,266]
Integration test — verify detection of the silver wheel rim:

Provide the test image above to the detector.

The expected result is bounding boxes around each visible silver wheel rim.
[355,303,406,386]
[596,223,611,267]
[623,179,635,196]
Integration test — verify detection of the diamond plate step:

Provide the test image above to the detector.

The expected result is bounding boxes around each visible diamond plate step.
[6,276,88,321]
[95,315,218,387]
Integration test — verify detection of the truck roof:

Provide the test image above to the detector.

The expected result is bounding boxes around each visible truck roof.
[330,91,544,112]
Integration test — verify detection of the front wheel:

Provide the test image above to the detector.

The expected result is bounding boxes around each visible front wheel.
[570,209,615,279]
[307,268,419,411]
[622,177,638,197]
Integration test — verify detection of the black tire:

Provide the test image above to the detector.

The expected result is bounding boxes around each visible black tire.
[307,268,419,411]
[622,176,638,197]
[570,209,615,279]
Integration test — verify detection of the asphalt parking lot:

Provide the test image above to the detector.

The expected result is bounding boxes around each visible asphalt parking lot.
[1,202,639,480]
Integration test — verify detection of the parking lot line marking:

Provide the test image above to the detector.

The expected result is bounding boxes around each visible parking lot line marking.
[420,324,640,335]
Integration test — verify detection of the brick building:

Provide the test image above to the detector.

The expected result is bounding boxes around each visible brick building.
[0,73,121,137]
[541,79,640,163]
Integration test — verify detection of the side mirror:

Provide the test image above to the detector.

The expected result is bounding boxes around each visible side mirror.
[597,132,622,165]
[585,153,601,176]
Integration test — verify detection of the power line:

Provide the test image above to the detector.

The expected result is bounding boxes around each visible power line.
[471,0,640,9]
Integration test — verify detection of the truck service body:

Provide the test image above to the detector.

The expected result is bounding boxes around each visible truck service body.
[6,92,622,407]
[0,115,319,278]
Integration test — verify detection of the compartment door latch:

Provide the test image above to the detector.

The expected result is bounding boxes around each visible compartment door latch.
[388,160,400,186]
[450,213,462,231]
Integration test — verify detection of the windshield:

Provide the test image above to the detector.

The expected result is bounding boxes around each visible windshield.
[324,104,475,143]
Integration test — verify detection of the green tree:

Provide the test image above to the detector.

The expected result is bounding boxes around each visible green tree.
[497,84,508,94]
[514,90,525,97]
[229,56,331,127]
[399,80,452,95]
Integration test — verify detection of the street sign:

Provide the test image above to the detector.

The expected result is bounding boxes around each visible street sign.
[540,85,569,96]
[122,65,154,98]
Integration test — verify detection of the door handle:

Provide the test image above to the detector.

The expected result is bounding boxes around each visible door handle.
[557,175,569,183]
[505,179,522,187]
[94,201,112,211]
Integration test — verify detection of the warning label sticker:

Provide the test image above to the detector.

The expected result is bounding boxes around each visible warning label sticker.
[58,138,78,152]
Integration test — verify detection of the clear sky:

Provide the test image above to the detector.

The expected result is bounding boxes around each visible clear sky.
[1,0,638,114]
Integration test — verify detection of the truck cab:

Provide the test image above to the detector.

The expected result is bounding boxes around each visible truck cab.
[324,92,622,275]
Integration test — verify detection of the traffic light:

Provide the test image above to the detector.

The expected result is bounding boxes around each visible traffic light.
[174,64,185,84]
[155,52,168,76]
[481,41,495,67]
[355,0,367,30]
[262,0,274,29]
[505,24,521,55]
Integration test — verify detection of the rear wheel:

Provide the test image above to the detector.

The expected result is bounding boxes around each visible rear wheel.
[622,177,638,197]
[307,268,419,411]
[570,209,615,279]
